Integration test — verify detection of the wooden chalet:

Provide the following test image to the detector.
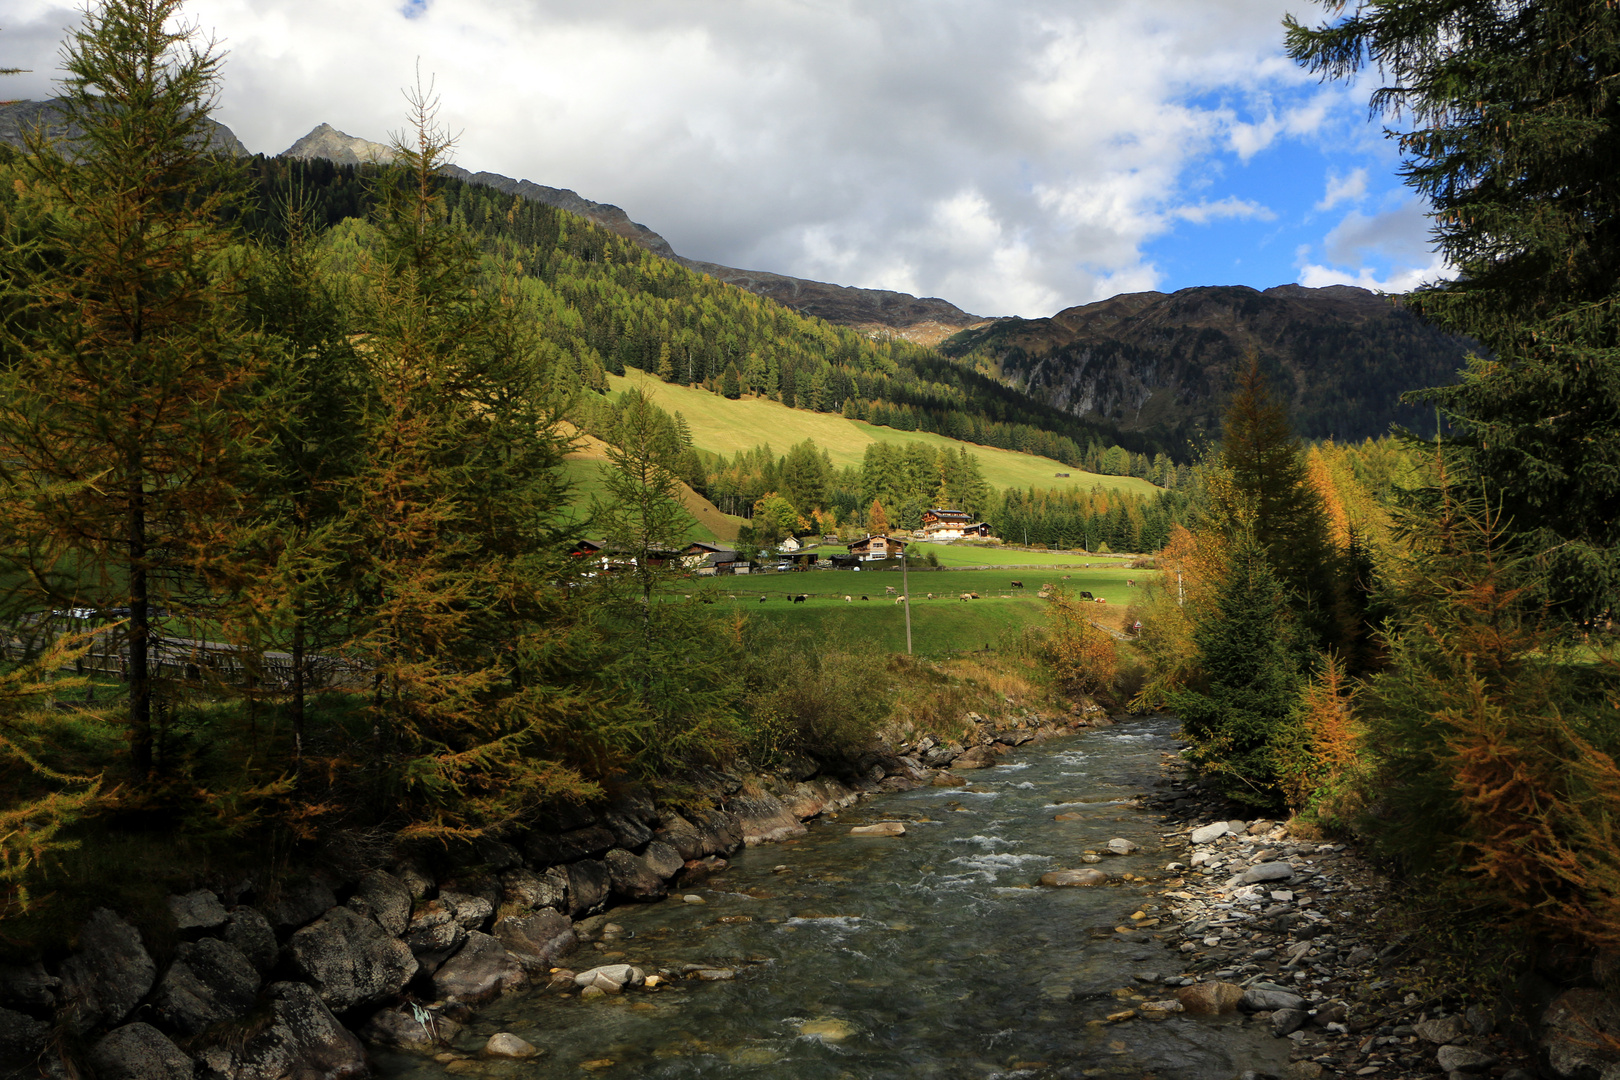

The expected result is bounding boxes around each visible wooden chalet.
[847,534,907,560]
[921,509,993,540]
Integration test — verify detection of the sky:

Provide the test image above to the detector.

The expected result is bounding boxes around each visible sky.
[0,0,1449,319]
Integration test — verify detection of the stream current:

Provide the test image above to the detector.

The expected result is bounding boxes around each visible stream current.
[376,716,1290,1079]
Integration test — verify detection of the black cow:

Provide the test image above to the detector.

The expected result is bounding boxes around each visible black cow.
[1010,580,1024,588]
[792,594,807,603]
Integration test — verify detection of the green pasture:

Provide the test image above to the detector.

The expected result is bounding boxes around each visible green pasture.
[560,458,725,543]
[666,564,1154,653]
[606,370,1159,498]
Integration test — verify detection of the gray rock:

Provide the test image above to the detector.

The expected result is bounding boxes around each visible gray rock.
[602,848,664,900]
[151,937,261,1035]
[431,932,526,1005]
[563,859,611,916]
[729,791,808,845]
[1190,823,1230,844]
[354,870,412,937]
[88,1023,193,1080]
[1242,988,1307,1012]
[1039,868,1108,887]
[0,1005,49,1070]
[438,890,495,931]
[483,1032,539,1059]
[501,867,568,912]
[687,808,744,856]
[1415,1015,1468,1044]
[206,981,366,1080]
[404,899,466,974]
[0,961,59,1012]
[493,911,576,974]
[261,878,338,932]
[1107,838,1139,855]
[472,838,524,872]
[1465,1004,1495,1036]
[1542,988,1620,1080]
[167,889,228,933]
[1238,862,1295,884]
[604,812,653,850]
[1436,1044,1498,1073]
[223,907,278,976]
[357,1003,463,1051]
[58,908,156,1034]
[523,824,616,866]
[1176,981,1245,1015]
[1271,1009,1309,1037]
[1226,819,1249,834]
[573,964,643,992]
[653,812,708,861]
[393,862,434,901]
[289,906,417,1013]
[642,840,685,880]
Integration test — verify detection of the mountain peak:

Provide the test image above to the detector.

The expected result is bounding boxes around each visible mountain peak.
[281,123,393,166]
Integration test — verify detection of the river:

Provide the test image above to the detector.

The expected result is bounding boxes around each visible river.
[375,716,1290,1079]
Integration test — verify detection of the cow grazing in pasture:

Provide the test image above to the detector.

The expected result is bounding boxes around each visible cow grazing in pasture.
[1010,580,1024,588]
[844,595,852,602]
[759,595,767,603]
[960,593,973,601]
[793,594,808,603]
[885,586,896,595]
[861,595,869,601]
[894,595,906,604]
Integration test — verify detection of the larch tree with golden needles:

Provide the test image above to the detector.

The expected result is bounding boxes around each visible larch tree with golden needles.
[0,0,261,783]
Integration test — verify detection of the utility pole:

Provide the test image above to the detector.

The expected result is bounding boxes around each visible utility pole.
[901,548,913,655]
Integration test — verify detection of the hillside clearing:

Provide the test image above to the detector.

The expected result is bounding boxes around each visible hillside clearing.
[606,370,1159,497]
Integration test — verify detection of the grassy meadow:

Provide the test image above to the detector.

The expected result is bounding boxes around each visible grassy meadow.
[606,369,1160,498]
[662,562,1153,654]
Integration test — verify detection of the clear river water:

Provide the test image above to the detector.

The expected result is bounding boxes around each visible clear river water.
[375,716,1290,1080]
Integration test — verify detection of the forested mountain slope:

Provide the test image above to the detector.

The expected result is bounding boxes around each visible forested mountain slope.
[941,283,1475,453]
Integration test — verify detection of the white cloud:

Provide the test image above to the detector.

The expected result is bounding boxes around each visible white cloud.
[1,0,1409,317]
[1297,198,1450,293]
[1170,196,1277,225]
[1316,167,1368,211]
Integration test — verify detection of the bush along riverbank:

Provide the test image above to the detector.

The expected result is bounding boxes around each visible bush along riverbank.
[0,701,1108,1079]
[1129,752,1620,1080]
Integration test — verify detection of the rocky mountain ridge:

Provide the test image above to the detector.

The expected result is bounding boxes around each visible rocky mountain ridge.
[941,282,1473,450]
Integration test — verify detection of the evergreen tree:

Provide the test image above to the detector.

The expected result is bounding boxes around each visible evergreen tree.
[722,363,741,399]
[1215,358,1338,637]
[0,0,260,781]
[1169,532,1303,808]
[1287,0,1620,624]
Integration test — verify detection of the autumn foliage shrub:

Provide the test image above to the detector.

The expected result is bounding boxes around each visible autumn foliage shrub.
[1042,588,1118,697]
[1359,491,1620,951]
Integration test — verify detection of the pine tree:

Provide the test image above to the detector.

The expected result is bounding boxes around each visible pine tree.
[1169,531,1303,808]
[1286,0,1620,624]
[0,0,261,781]
[722,363,741,399]
[1214,358,1338,639]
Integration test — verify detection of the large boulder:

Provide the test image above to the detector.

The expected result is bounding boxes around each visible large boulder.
[522,825,615,866]
[655,812,708,861]
[223,907,278,976]
[151,937,261,1035]
[951,745,1000,770]
[573,964,643,993]
[438,891,494,931]
[167,890,228,934]
[197,982,365,1080]
[88,1023,194,1080]
[501,867,567,913]
[642,840,685,881]
[562,860,610,916]
[603,812,653,850]
[403,900,466,974]
[57,908,156,1035]
[0,1006,50,1072]
[688,808,744,855]
[728,792,807,846]
[430,932,526,1005]
[261,878,338,933]
[291,906,418,1012]
[353,870,412,937]
[1542,988,1620,1079]
[1242,988,1306,1012]
[0,961,59,1013]
[493,911,577,974]
[1238,862,1295,885]
[605,848,667,901]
